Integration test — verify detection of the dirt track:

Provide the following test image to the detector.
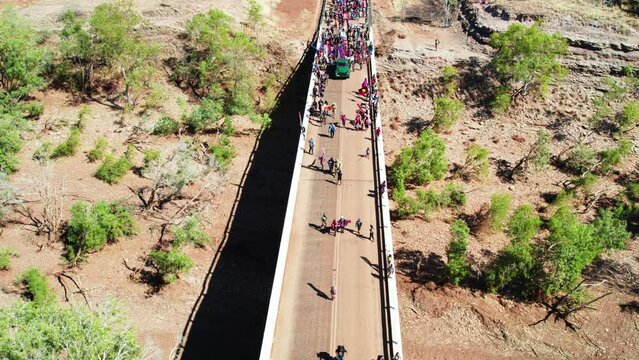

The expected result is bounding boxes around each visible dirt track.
[270,65,385,359]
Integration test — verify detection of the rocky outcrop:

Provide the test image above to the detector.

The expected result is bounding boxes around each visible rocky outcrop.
[459,0,492,45]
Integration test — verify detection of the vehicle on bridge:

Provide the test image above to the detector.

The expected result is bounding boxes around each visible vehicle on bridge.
[334,58,351,79]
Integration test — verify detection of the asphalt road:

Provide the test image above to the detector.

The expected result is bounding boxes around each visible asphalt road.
[270,65,384,359]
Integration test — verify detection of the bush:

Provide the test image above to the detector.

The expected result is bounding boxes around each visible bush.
[15,268,54,306]
[95,146,134,185]
[390,130,447,190]
[433,97,464,132]
[491,86,512,113]
[446,219,470,285]
[529,130,552,169]
[592,208,631,251]
[222,116,235,136]
[65,201,137,262]
[172,214,211,248]
[394,183,466,219]
[32,142,53,164]
[0,248,14,270]
[142,148,161,169]
[599,138,632,172]
[51,127,81,159]
[184,97,224,133]
[0,300,140,359]
[210,135,235,170]
[148,248,193,284]
[22,101,44,119]
[490,193,511,232]
[0,120,23,173]
[87,137,108,163]
[440,65,459,95]
[564,145,597,175]
[507,205,541,244]
[0,171,16,222]
[457,144,489,180]
[153,115,179,135]
[626,182,639,201]
[616,100,639,132]
[486,235,535,294]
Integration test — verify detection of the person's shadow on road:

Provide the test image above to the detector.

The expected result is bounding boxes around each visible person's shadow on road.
[316,351,334,360]
[307,283,331,300]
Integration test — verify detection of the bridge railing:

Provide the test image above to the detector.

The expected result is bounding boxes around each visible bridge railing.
[367,2,405,359]
[258,1,327,359]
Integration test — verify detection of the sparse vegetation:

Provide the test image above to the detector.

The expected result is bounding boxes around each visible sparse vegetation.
[394,183,466,219]
[172,214,211,248]
[153,115,179,135]
[563,145,597,175]
[0,248,15,270]
[456,144,489,180]
[210,135,236,170]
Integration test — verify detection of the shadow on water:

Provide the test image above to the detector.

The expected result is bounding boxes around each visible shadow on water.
[176,42,317,360]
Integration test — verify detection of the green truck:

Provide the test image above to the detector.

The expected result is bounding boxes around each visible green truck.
[334,58,351,79]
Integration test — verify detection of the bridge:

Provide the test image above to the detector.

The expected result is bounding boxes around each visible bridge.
[259,1,403,359]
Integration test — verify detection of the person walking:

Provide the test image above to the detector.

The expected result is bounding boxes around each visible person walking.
[308,137,315,155]
[375,126,381,138]
[319,153,325,170]
[328,157,335,176]
[331,219,337,236]
[387,263,395,278]
[379,180,386,195]
[355,218,362,236]
[321,212,328,229]
[337,169,343,184]
[330,286,336,300]
[369,224,374,241]
[365,147,370,158]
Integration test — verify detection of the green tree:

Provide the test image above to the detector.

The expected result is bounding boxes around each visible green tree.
[490,22,568,104]
[58,10,95,94]
[390,130,447,191]
[0,9,48,101]
[440,65,459,96]
[433,97,464,132]
[0,300,140,359]
[446,219,470,285]
[489,193,511,231]
[542,206,600,296]
[247,0,265,41]
[563,144,597,175]
[507,205,541,244]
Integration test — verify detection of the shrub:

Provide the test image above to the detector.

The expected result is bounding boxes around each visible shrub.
[65,201,137,262]
[563,145,597,175]
[599,138,632,172]
[457,144,489,180]
[184,97,224,133]
[486,235,535,294]
[95,146,134,185]
[22,101,44,119]
[440,183,467,207]
[87,137,108,163]
[592,208,631,251]
[626,182,639,201]
[433,97,464,132]
[616,100,639,132]
[0,300,140,359]
[393,183,466,219]
[51,127,81,159]
[153,115,179,135]
[0,120,23,173]
[507,205,541,244]
[0,248,14,270]
[490,193,511,232]
[222,116,235,136]
[75,105,91,130]
[142,148,161,169]
[529,130,552,169]
[446,219,470,285]
[390,130,447,190]
[172,214,211,248]
[32,142,54,163]
[440,65,459,95]
[15,268,54,306]
[0,171,16,222]
[491,86,512,113]
[148,248,193,284]
[210,135,235,170]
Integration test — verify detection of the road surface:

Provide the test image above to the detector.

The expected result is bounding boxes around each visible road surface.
[270,63,384,359]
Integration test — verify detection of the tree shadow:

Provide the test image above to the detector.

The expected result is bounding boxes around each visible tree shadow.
[176,39,317,359]
[583,258,639,296]
[404,116,431,134]
[620,301,639,314]
[395,248,447,285]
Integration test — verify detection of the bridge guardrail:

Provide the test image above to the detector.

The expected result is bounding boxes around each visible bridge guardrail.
[258,1,327,359]
[367,3,405,358]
